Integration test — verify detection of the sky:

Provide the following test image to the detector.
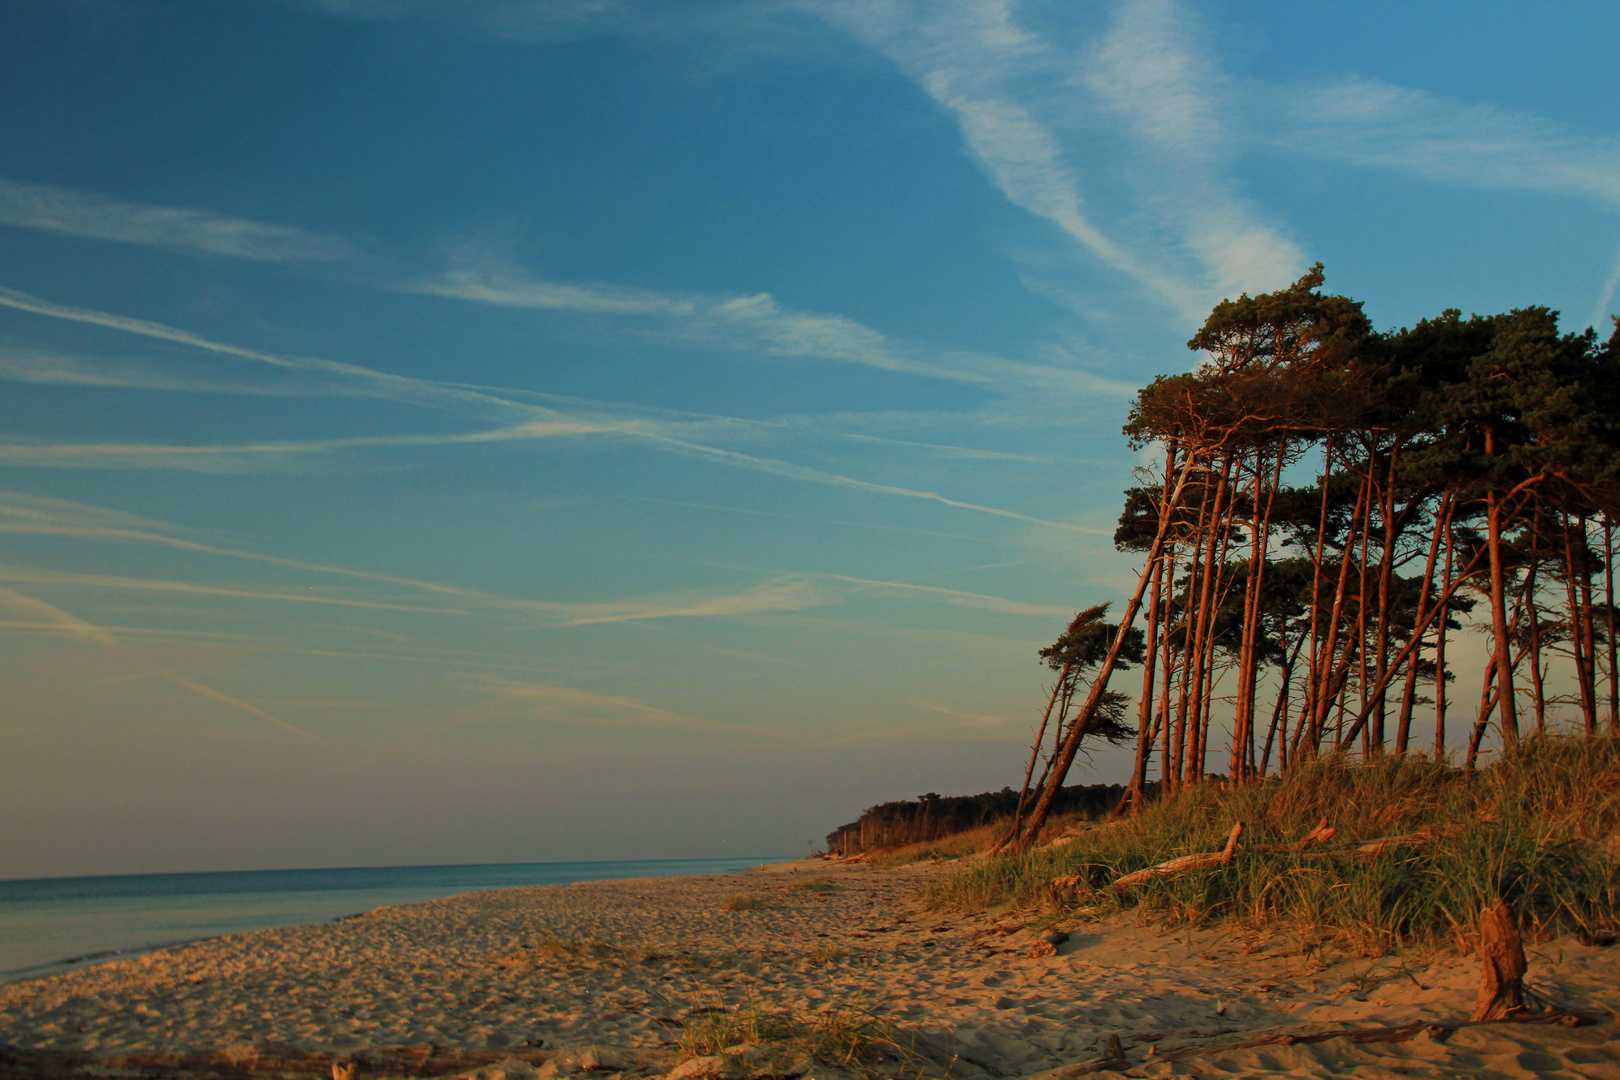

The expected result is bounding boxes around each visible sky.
[1,0,1617,879]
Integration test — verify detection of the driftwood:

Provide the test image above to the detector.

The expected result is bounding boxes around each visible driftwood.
[1473,898,1528,1021]
[1287,816,1336,850]
[1109,822,1245,893]
[1026,1034,1127,1079]
[1302,826,1438,860]
[1027,929,1071,958]
[1045,821,1246,902]
[1243,816,1338,853]
[1045,819,1438,904]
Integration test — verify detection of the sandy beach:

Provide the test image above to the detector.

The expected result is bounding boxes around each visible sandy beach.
[2,858,1617,1079]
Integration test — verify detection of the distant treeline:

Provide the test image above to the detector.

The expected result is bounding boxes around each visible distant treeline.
[824,783,1126,856]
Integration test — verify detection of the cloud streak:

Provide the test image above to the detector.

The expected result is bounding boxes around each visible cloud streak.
[824,573,1071,617]
[0,179,357,262]
[0,493,1079,628]
[1275,76,1620,209]
[808,0,1304,318]
[456,674,776,738]
[413,265,1117,397]
[0,284,1091,530]
[0,585,120,647]
[162,671,327,742]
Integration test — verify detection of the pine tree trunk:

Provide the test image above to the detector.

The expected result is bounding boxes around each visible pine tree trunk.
[1014,453,1195,850]
[1606,515,1619,735]
[1396,493,1449,754]
[1486,484,1520,748]
[1560,511,1596,734]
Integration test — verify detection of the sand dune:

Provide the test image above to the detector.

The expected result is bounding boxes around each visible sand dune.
[2,858,1616,1078]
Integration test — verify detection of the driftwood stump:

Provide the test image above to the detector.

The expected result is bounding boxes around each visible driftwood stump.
[1471,899,1527,1022]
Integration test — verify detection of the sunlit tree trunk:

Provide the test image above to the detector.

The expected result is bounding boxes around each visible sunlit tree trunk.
[1435,509,1454,759]
[1484,430,1520,747]
[1560,511,1596,734]
[1606,515,1619,735]
[1397,492,1450,754]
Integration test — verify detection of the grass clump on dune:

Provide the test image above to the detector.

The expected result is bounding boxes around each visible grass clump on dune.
[927,736,1620,959]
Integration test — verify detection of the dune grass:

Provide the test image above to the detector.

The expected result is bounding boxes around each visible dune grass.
[926,736,1620,959]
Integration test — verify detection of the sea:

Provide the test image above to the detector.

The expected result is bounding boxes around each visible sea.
[0,857,785,984]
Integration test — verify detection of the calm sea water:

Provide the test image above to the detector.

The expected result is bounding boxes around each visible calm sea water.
[0,857,784,982]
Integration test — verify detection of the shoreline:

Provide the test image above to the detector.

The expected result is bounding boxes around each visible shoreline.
[2,857,1617,1078]
[0,857,787,986]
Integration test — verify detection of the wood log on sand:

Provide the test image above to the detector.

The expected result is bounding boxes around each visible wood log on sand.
[1043,818,1429,904]
[1108,822,1244,893]
[1304,826,1438,861]
[1045,821,1246,902]
[1472,898,1528,1022]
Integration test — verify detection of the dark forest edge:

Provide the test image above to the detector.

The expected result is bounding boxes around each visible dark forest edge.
[824,784,1127,859]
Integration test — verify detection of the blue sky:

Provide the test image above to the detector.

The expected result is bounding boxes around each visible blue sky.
[1,0,1616,877]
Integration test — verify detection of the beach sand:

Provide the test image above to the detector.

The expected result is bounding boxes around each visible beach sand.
[2,857,1617,1078]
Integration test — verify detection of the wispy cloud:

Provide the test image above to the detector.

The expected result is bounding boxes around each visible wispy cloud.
[1266,73,1620,329]
[0,287,1095,527]
[1274,76,1620,209]
[0,496,834,625]
[909,698,1007,727]
[634,433,1106,533]
[1594,245,1620,333]
[455,674,774,737]
[1080,0,1301,300]
[0,422,1102,531]
[0,565,480,616]
[0,585,120,646]
[824,573,1070,616]
[0,492,1077,626]
[0,286,539,419]
[0,179,357,262]
[162,671,327,742]
[551,577,827,625]
[807,0,1304,319]
[414,264,1115,396]
[303,0,631,40]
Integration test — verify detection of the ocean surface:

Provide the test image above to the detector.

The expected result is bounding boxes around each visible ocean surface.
[0,857,785,983]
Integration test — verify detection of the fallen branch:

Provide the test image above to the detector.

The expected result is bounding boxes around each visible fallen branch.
[1108,822,1244,893]
[1024,1034,1126,1079]
[1303,827,1436,860]
[1245,816,1337,853]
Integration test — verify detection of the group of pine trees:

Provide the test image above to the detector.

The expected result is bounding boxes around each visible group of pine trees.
[1005,266,1620,850]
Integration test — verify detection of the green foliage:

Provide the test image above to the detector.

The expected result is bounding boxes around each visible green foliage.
[928,737,1620,959]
